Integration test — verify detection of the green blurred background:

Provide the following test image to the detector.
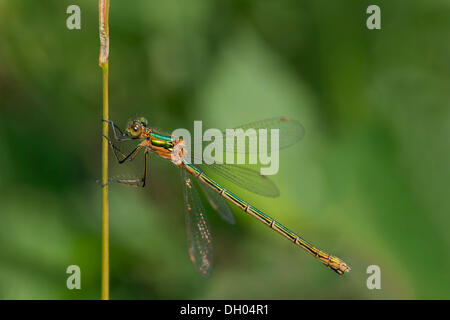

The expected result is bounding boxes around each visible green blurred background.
[0,0,449,299]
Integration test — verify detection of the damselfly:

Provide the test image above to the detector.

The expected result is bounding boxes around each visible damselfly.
[103,117,350,276]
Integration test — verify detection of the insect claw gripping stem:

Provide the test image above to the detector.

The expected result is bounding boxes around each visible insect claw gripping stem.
[95,177,119,187]
[102,119,133,142]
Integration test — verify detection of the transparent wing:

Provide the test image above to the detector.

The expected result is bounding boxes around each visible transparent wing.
[177,118,301,198]
[197,163,280,198]
[199,183,236,225]
[181,170,213,277]
[203,117,305,154]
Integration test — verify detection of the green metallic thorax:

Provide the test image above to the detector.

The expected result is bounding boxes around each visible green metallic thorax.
[148,130,175,150]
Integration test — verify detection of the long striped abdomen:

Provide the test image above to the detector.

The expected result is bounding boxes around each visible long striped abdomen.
[183,163,350,275]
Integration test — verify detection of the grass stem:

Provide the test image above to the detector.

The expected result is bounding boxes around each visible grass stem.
[99,0,110,300]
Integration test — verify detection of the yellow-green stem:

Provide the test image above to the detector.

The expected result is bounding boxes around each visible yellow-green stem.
[99,0,110,300]
[101,63,109,300]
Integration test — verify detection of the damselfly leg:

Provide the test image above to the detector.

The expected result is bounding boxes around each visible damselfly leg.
[102,120,149,187]
[103,119,134,142]
[107,149,149,187]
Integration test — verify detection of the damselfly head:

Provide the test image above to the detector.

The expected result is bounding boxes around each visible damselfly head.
[125,116,148,138]
[136,116,148,127]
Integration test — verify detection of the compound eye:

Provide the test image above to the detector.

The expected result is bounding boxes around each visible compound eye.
[128,123,142,137]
